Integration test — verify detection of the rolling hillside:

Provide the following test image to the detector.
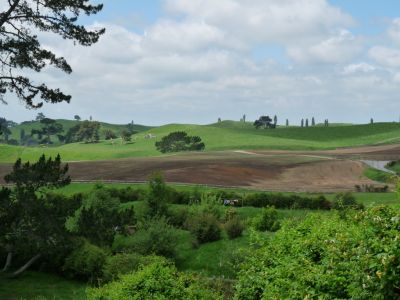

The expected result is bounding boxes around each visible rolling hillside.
[8,119,152,142]
[1,121,400,163]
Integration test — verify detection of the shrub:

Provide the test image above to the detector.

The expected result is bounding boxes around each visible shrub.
[252,206,280,232]
[186,213,221,244]
[168,206,189,228]
[332,192,364,210]
[66,186,135,247]
[225,216,245,239]
[243,193,331,210]
[63,239,107,284]
[87,261,222,300]
[112,217,179,259]
[102,253,168,282]
[106,186,145,203]
[143,172,169,218]
[235,206,400,299]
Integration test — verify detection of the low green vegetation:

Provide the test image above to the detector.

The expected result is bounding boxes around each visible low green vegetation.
[364,167,394,183]
[387,160,400,174]
[1,121,400,162]
[0,155,399,299]
[235,206,400,299]
[0,271,87,300]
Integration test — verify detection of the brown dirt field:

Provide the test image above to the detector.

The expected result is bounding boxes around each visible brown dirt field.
[0,145,395,192]
[252,144,400,160]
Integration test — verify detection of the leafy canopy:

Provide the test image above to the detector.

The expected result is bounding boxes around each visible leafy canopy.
[155,131,205,153]
[0,0,104,108]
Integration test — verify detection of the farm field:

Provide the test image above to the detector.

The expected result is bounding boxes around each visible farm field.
[2,144,399,192]
[1,122,400,163]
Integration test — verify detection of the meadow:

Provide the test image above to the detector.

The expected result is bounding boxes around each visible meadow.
[1,121,400,163]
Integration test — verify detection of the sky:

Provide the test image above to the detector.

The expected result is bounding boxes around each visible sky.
[3,0,400,125]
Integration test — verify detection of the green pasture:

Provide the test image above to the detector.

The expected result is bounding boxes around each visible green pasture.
[1,121,400,163]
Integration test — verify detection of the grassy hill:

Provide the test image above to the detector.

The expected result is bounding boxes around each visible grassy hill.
[1,121,400,163]
[8,119,152,142]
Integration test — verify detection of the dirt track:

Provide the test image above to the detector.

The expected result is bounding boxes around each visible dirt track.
[1,144,399,192]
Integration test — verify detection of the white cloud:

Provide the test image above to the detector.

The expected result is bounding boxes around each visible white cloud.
[287,29,362,64]
[369,46,400,68]
[388,18,400,44]
[3,2,400,125]
[342,63,376,75]
[165,0,354,45]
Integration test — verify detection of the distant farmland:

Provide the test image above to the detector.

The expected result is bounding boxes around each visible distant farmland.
[1,121,400,163]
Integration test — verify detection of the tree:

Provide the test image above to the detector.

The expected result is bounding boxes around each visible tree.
[274,115,278,126]
[1,154,71,277]
[0,117,11,140]
[155,131,205,153]
[35,113,46,121]
[103,129,117,140]
[144,172,169,218]
[286,119,289,127]
[301,119,304,127]
[254,116,274,129]
[305,119,309,127]
[66,186,134,247]
[121,130,132,143]
[65,121,100,143]
[126,123,138,135]
[370,118,374,124]
[74,115,81,122]
[19,128,25,144]
[31,118,64,144]
[0,1,104,108]
[312,117,315,126]
[243,114,246,123]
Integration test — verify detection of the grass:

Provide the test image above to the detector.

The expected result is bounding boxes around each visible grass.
[387,161,400,174]
[363,167,394,183]
[1,121,400,162]
[0,271,87,300]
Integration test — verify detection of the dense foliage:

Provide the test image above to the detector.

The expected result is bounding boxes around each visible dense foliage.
[252,206,280,232]
[155,131,205,153]
[66,186,135,247]
[112,218,180,259]
[87,260,222,300]
[65,121,101,143]
[235,206,400,299]
[186,213,222,244]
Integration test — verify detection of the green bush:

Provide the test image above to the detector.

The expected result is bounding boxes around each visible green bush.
[143,172,169,218]
[235,206,400,299]
[252,206,280,232]
[332,192,364,210]
[63,239,107,284]
[186,213,221,244]
[225,216,245,239]
[112,217,179,259]
[66,186,135,247]
[168,206,189,228]
[102,253,168,282]
[87,261,222,300]
[244,193,331,210]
